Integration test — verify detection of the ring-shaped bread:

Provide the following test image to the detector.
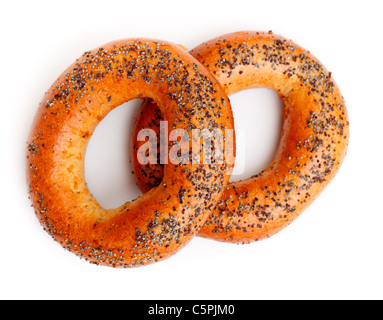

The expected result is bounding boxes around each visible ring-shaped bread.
[27,38,235,267]
[131,31,349,243]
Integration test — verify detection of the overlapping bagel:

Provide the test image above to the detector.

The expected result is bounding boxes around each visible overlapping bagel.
[131,31,349,243]
[26,38,235,267]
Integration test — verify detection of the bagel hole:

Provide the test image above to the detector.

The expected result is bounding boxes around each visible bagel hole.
[84,99,143,209]
[229,88,284,182]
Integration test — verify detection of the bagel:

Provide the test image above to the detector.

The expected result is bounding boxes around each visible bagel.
[26,38,235,267]
[131,31,349,243]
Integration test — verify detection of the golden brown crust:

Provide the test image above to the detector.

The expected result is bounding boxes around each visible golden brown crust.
[27,38,235,267]
[131,31,349,243]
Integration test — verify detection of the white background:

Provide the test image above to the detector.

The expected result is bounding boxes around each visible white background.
[1,0,382,300]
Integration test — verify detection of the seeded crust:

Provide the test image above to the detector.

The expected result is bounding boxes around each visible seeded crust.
[26,38,235,267]
[131,31,349,243]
